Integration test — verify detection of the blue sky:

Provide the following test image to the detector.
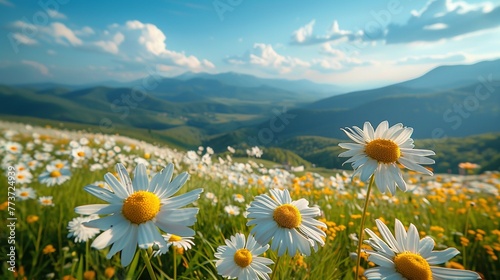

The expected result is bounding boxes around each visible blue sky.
[1,0,499,89]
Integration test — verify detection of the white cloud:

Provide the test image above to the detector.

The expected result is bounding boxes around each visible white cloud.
[291,1,500,46]
[292,20,315,44]
[386,0,500,44]
[291,20,360,45]
[125,20,167,56]
[396,52,467,64]
[9,19,214,72]
[202,59,215,69]
[423,23,448,30]
[0,0,14,7]
[21,60,50,76]
[12,33,38,45]
[50,22,82,46]
[75,26,95,36]
[47,9,67,19]
[93,32,124,54]
[313,43,372,72]
[110,20,214,70]
[227,43,310,74]
[11,21,82,46]
[47,49,56,55]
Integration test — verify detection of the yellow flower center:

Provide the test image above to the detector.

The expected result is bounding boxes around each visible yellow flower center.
[233,248,252,268]
[122,191,160,224]
[55,163,64,169]
[365,139,401,163]
[77,151,85,157]
[394,252,432,280]
[20,192,29,197]
[17,174,25,179]
[50,171,62,178]
[10,146,18,151]
[273,204,302,229]
[168,234,182,242]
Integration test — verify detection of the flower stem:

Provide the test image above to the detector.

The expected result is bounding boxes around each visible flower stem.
[141,249,158,280]
[355,175,375,280]
[463,205,472,269]
[270,256,281,280]
[173,248,177,280]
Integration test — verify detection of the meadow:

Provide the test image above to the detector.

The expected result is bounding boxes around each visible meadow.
[0,121,499,280]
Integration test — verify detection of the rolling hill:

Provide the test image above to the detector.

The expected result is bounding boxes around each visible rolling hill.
[307,59,500,110]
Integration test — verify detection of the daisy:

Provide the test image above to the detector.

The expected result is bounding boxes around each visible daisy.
[224,205,241,216]
[39,196,54,207]
[67,215,101,243]
[215,233,274,280]
[71,146,92,161]
[246,188,326,257]
[75,163,202,267]
[49,159,69,170]
[339,121,435,195]
[38,165,72,187]
[154,234,195,256]
[363,219,480,280]
[233,193,245,203]
[16,186,36,200]
[4,141,22,154]
[15,170,33,184]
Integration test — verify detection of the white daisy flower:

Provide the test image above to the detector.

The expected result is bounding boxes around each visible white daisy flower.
[38,166,72,187]
[339,121,435,195]
[224,205,241,216]
[16,186,36,200]
[39,196,54,207]
[71,146,92,161]
[15,170,33,184]
[75,163,202,267]
[67,215,101,243]
[4,141,22,154]
[49,159,69,170]
[363,219,480,280]
[246,188,327,257]
[154,234,195,256]
[215,233,274,280]
[233,193,245,203]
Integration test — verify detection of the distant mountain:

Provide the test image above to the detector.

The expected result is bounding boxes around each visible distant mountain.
[175,71,343,97]
[207,60,500,147]
[308,59,500,110]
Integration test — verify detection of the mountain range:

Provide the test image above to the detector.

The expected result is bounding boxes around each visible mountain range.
[2,59,499,152]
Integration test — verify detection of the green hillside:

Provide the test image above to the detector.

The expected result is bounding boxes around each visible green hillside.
[275,133,500,174]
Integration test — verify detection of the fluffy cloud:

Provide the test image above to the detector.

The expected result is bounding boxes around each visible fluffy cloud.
[11,33,38,45]
[226,43,310,73]
[291,0,500,46]
[75,26,95,36]
[386,0,500,44]
[312,43,372,72]
[396,52,467,64]
[227,42,370,74]
[47,9,67,19]
[9,19,214,71]
[11,21,82,46]
[0,0,14,7]
[93,32,124,54]
[21,60,50,76]
[100,20,215,70]
[291,20,360,45]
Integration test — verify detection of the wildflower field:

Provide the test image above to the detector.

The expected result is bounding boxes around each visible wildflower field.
[1,121,499,280]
